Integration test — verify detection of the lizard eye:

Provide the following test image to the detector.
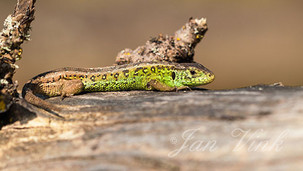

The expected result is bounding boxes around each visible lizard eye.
[190,70,196,75]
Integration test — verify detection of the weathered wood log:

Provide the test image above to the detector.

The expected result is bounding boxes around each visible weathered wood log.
[0,85,302,170]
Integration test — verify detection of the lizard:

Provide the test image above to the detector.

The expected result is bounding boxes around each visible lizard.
[22,62,215,113]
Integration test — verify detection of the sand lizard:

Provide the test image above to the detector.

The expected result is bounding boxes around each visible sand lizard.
[22,62,215,112]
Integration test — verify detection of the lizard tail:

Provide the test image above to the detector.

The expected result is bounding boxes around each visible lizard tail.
[22,83,62,113]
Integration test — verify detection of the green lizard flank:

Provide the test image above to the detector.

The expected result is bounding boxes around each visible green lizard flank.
[22,62,215,112]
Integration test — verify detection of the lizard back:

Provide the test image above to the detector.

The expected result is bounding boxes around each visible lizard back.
[23,62,214,95]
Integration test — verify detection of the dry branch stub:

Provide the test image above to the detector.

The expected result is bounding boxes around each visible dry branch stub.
[115,18,208,65]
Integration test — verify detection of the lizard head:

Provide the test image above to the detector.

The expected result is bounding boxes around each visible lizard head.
[178,63,215,87]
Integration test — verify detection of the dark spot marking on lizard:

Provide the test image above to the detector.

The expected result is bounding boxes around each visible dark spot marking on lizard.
[123,70,129,77]
[102,74,107,80]
[172,72,176,80]
[111,73,113,76]
[142,67,148,74]
[85,75,88,78]
[151,66,156,73]
[190,70,196,75]
[136,67,143,71]
[73,74,77,78]
[114,73,119,78]
[157,66,164,72]
[134,67,143,76]
[90,75,95,82]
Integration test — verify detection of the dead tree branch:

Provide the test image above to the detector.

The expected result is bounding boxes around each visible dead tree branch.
[115,17,208,65]
[0,0,36,113]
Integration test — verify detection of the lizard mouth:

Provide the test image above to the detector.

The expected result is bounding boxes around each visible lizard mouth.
[198,73,215,85]
[207,73,215,83]
[183,72,215,86]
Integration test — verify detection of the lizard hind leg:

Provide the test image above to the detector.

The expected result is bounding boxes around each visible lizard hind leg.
[60,79,85,100]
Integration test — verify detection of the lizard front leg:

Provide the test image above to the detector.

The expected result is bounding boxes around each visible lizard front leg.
[175,86,192,91]
[147,79,176,91]
[147,79,191,91]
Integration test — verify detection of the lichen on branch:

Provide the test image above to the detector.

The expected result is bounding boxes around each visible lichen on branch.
[0,0,36,113]
[115,17,208,65]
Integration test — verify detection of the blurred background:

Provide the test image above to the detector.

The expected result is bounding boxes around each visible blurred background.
[0,0,302,90]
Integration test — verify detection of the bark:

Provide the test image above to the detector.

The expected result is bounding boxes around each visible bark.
[0,0,35,113]
[1,85,302,170]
